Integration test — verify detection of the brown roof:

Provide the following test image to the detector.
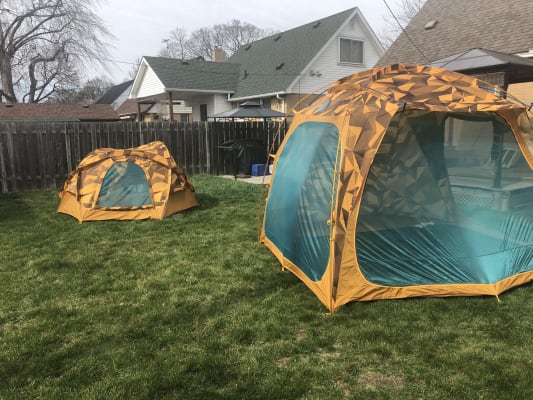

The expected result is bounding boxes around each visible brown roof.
[378,0,533,66]
[0,103,120,121]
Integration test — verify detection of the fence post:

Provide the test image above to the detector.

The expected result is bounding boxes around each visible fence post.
[6,125,16,192]
[0,125,7,193]
[90,123,97,150]
[37,126,47,189]
[205,122,211,174]
[138,121,144,145]
[64,123,72,173]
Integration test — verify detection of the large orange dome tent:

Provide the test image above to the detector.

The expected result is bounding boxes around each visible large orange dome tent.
[260,64,533,312]
[58,141,198,222]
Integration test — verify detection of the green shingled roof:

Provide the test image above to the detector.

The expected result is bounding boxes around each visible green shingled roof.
[143,56,241,93]
[140,8,356,99]
[228,8,356,99]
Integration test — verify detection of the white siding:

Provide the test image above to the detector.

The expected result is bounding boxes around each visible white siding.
[212,94,232,116]
[190,97,206,121]
[135,67,165,98]
[149,103,192,114]
[291,13,383,95]
[190,94,231,121]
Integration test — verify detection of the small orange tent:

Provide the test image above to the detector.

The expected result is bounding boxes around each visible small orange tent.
[58,141,198,222]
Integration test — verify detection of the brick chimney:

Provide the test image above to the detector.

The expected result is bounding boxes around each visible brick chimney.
[212,47,227,62]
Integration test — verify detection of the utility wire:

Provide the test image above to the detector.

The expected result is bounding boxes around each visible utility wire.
[382,0,431,64]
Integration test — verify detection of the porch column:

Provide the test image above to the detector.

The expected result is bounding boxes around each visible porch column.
[168,92,174,121]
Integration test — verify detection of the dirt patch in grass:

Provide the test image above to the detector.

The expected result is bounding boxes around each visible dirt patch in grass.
[317,348,340,359]
[357,370,404,391]
[277,357,291,368]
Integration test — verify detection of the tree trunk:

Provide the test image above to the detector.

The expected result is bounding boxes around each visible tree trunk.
[0,54,18,103]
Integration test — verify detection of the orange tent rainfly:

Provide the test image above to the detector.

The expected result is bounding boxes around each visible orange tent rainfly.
[58,141,198,222]
[260,64,533,312]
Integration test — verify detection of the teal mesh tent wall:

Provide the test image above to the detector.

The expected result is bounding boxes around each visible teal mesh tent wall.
[97,162,152,208]
[356,111,533,286]
[264,122,339,282]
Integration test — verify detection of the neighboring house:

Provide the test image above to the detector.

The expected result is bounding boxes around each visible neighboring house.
[0,103,119,121]
[129,7,384,121]
[97,80,192,121]
[95,80,134,109]
[377,0,533,103]
[141,101,192,122]
[114,98,151,120]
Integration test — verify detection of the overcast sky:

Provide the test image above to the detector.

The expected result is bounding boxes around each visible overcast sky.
[95,0,402,82]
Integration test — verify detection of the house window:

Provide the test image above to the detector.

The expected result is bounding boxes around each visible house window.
[200,104,208,121]
[339,38,363,64]
[262,98,271,109]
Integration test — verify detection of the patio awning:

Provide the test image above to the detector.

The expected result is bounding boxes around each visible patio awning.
[429,48,533,86]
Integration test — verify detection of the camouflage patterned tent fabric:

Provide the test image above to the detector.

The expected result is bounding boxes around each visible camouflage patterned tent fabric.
[58,141,198,222]
[261,64,533,311]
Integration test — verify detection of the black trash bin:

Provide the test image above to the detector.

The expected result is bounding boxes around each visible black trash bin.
[218,139,267,177]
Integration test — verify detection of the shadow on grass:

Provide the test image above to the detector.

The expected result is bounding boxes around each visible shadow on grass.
[193,193,219,210]
[0,192,38,223]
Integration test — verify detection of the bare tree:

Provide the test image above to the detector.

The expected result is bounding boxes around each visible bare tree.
[0,0,113,103]
[128,57,142,80]
[159,27,191,59]
[380,0,426,48]
[48,76,113,103]
[159,20,272,61]
[217,19,270,55]
[187,27,219,61]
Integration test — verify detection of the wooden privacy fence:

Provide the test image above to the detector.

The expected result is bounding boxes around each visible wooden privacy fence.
[0,120,287,193]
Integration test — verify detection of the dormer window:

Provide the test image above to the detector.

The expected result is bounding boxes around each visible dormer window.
[339,38,363,65]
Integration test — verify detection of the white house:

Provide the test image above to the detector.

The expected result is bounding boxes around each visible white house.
[129,7,384,121]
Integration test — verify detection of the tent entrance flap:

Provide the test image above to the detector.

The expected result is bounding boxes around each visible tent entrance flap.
[265,122,339,282]
[356,111,533,286]
[97,162,152,208]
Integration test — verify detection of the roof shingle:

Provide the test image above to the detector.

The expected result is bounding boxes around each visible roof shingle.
[0,103,120,121]
[143,57,241,93]
[378,0,533,66]
[95,80,134,104]
[228,8,357,99]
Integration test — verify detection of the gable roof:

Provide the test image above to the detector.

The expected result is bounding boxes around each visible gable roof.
[142,57,241,93]
[131,7,383,101]
[95,80,134,104]
[228,8,362,99]
[0,103,120,121]
[378,0,533,66]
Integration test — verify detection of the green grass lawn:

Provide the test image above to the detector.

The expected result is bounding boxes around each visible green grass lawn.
[1,175,533,399]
